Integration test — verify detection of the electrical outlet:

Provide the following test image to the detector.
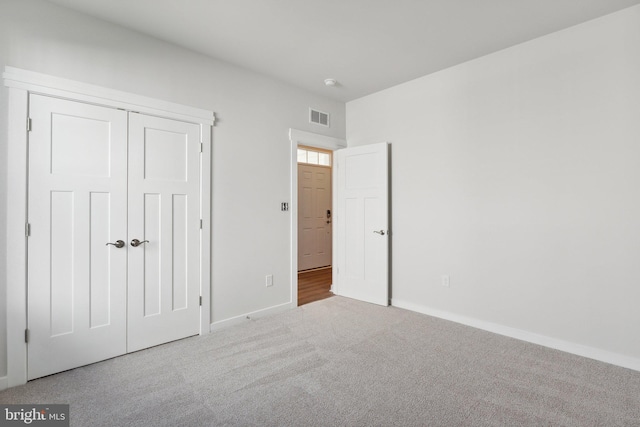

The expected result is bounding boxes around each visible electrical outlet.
[441,275,450,287]
[265,274,273,287]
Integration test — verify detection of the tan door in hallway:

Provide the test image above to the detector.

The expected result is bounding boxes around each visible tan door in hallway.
[298,163,332,270]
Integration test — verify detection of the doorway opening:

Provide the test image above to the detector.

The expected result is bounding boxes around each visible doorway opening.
[289,129,346,308]
[297,145,333,306]
[290,129,390,310]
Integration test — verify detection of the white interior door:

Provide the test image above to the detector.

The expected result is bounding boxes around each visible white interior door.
[27,95,128,380]
[335,142,389,306]
[127,113,201,352]
[298,163,332,270]
[27,97,202,379]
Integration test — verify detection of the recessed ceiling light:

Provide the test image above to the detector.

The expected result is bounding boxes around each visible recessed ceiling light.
[324,78,337,87]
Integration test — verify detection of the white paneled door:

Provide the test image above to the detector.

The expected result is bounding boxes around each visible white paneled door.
[27,95,128,380]
[27,95,201,379]
[298,163,332,271]
[127,113,201,352]
[335,143,389,306]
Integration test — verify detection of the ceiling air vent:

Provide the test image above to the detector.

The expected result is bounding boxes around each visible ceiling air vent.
[310,108,330,127]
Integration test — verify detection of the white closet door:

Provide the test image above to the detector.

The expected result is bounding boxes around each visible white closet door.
[127,113,201,352]
[27,95,128,380]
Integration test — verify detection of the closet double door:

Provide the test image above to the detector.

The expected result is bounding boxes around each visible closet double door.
[27,94,202,380]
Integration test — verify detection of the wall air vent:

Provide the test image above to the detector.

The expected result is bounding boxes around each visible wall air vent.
[309,108,330,127]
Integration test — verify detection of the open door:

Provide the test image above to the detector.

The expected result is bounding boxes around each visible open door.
[334,142,389,306]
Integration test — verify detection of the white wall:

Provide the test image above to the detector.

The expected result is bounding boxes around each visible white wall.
[347,6,640,365]
[0,0,345,378]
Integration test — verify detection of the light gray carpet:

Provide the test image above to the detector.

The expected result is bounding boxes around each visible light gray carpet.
[1,296,639,426]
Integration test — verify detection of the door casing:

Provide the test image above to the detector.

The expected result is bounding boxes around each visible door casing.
[3,66,214,387]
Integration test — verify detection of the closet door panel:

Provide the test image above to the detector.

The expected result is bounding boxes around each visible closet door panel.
[27,95,128,380]
[127,113,201,352]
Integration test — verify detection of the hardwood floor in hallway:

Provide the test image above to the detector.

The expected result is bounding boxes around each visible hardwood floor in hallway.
[298,267,333,306]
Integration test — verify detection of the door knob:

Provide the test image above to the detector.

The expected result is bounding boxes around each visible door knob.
[130,239,149,247]
[373,230,386,236]
[106,240,125,248]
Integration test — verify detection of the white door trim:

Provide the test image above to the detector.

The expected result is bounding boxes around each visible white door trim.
[3,67,213,387]
[3,67,214,125]
[289,129,346,306]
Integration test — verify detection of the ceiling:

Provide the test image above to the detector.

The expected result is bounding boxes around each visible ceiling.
[46,0,640,102]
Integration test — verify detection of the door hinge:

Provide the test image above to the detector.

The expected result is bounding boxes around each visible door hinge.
[25,329,29,343]
[27,118,32,132]
[200,143,203,153]
[200,219,203,229]
[25,223,31,237]
[199,296,202,306]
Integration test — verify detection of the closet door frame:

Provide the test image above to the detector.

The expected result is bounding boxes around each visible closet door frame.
[3,66,214,387]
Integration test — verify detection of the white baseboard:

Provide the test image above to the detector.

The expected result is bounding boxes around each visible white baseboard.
[392,299,640,373]
[210,301,295,331]
[0,376,7,391]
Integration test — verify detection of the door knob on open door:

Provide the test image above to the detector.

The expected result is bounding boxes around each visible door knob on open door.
[130,239,149,247]
[373,230,386,236]
[106,240,125,248]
